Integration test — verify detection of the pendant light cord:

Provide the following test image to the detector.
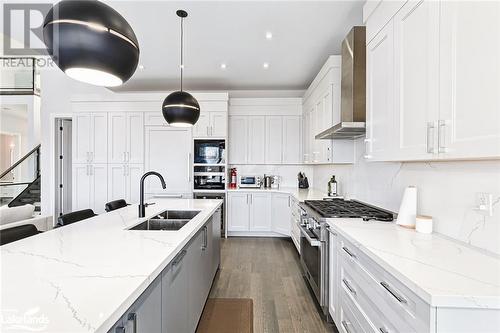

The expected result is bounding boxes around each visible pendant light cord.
[180,15,184,91]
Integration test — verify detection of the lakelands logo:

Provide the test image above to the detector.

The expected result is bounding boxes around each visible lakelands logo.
[3,3,51,55]
[1,307,50,331]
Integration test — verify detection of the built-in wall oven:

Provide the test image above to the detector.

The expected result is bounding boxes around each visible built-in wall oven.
[194,165,225,190]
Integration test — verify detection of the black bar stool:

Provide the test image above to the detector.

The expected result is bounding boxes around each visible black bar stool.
[0,224,41,246]
[56,209,97,228]
[105,199,129,212]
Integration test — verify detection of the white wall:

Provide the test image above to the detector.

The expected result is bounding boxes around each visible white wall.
[314,139,500,255]
[230,164,314,188]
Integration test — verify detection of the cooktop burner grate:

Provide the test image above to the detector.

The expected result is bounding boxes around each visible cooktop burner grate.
[304,199,394,221]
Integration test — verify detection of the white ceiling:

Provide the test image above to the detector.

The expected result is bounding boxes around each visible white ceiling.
[108,1,363,92]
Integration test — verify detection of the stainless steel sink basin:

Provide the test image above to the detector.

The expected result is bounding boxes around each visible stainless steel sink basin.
[129,210,200,231]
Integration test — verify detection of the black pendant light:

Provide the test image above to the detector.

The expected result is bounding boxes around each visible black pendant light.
[43,0,139,87]
[162,10,200,127]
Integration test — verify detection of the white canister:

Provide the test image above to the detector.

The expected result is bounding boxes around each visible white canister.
[396,186,417,228]
[416,215,433,234]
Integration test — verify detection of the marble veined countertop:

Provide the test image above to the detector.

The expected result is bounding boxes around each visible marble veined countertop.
[0,199,222,333]
[328,219,500,309]
[227,186,331,202]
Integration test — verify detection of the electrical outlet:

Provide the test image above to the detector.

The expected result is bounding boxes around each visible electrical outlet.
[475,192,494,217]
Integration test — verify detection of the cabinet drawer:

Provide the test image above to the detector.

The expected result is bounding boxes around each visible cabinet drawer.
[339,236,431,333]
[340,286,373,333]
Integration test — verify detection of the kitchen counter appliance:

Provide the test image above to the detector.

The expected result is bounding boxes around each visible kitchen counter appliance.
[298,198,393,319]
[238,175,262,188]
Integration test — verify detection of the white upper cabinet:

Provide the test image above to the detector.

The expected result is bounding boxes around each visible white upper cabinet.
[393,0,440,160]
[365,0,500,161]
[282,116,302,164]
[228,116,248,164]
[366,21,395,160]
[265,116,283,164]
[108,112,144,164]
[73,113,108,164]
[248,116,266,164]
[438,0,500,159]
[144,127,192,194]
[193,111,227,138]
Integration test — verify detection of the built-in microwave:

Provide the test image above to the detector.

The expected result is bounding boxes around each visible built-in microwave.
[194,140,225,164]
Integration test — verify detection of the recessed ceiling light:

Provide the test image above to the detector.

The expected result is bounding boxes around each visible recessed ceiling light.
[220,63,227,70]
[265,32,273,40]
[263,62,269,69]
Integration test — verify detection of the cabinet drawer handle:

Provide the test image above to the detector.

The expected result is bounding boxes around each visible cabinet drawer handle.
[426,122,436,154]
[341,320,351,333]
[342,278,356,296]
[380,281,407,304]
[379,327,389,333]
[438,120,448,153]
[127,313,137,333]
[115,327,125,333]
[173,250,187,266]
[342,246,356,259]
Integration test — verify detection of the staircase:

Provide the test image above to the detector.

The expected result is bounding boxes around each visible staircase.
[0,145,41,212]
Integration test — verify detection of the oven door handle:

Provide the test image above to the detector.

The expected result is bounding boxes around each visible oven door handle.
[299,226,321,247]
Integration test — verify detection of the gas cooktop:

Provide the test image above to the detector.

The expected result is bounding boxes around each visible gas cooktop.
[304,199,394,222]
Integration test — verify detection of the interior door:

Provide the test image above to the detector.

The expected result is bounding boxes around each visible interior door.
[108,113,127,164]
[73,113,91,164]
[127,112,144,163]
[439,1,500,159]
[107,164,126,202]
[228,116,248,164]
[228,193,249,231]
[247,116,266,164]
[144,127,191,194]
[210,112,227,137]
[90,113,108,163]
[249,193,271,231]
[265,116,283,164]
[393,0,440,160]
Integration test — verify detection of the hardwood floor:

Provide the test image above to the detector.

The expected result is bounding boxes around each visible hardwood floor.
[209,237,335,333]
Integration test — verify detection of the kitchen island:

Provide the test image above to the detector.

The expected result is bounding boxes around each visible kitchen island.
[0,198,223,333]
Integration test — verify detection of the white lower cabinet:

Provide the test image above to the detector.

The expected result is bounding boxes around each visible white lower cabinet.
[72,164,107,213]
[227,192,291,236]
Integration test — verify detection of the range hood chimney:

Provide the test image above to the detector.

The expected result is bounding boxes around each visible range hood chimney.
[316,26,366,139]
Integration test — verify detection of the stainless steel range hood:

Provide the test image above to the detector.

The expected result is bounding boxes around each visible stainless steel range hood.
[316,26,366,139]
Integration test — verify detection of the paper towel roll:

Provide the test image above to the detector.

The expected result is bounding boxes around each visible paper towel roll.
[416,215,433,233]
[397,186,417,228]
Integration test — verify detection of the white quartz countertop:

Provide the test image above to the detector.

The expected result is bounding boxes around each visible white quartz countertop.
[328,219,500,309]
[227,186,330,202]
[0,199,222,333]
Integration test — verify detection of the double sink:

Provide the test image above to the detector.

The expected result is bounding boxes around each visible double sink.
[129,210,200,231]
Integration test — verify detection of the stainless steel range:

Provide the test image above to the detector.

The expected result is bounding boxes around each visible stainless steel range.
[298,199,394,318]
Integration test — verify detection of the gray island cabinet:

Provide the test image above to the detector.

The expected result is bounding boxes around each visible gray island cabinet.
[108,207,222,333]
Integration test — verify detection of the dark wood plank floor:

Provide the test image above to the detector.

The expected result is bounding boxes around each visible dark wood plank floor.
[209,237,334,333]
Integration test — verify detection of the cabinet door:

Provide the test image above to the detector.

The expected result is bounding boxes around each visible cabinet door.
[90,113,108,163]
[265,116,283,164]
[73,113,91,164]
[193,113,210,137]
[127,112,144,163]
[393,0,440,160]
[90,164,107,213]
[144,127,191,193]
[127,164,144,204]
[282,116,302,164]
[72,164,91,211]
[329,231,339,324]
[108,113,127,164]
[162,253,189,333]
[227,192,250,231]
[247,116,266,164]
[188,231,205,333]
[271,193,291,236]
[212,208,221,276]
[228,116,248,164]
[302,108,311,163]
[366,21,395,160]
[249,193,271,231]
[107,164,126,202]
[439,1,500,159]
[320,88,333,163]
[125,277,162,333]
[210,111,227,137]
